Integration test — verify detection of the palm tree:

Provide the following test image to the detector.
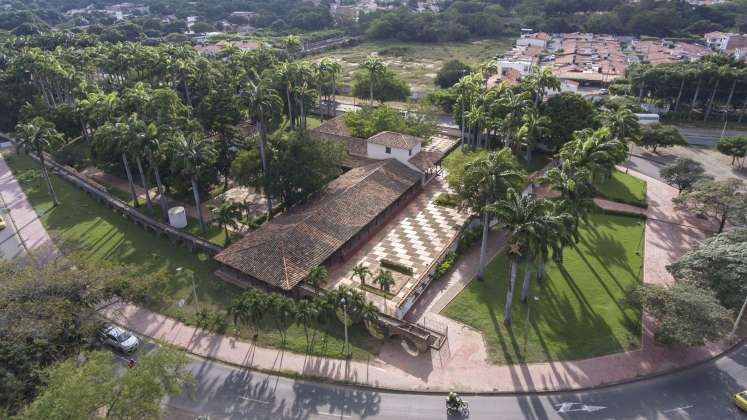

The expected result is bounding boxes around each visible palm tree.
[170,130,216,236]
[126,113,155,214]
[275,62,298,128]
[478,60,498,87]
[142,127,170,222]
[360,301,380,336]
[516,108,550,162]
[305,266,328,294]
[228,289,267,338]
[540,161,595,243]
[455,149,526,280]
[704,64,731,121]
[318,58,341,119]
[241,70,283,220]
[93,121,140,207]
[352,263,371,288]
[489,189,556,325]
[210,200,242,245]
[454,74,481,145]
[362,55,385,105]
[524,66,560,106]
[267,294,296,344]
[14,117,64,206]
[499,90,531,151]
[294,299,319,349]
[374,269,395,312]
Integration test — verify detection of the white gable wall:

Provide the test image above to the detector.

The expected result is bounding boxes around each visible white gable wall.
[366,142,423,173]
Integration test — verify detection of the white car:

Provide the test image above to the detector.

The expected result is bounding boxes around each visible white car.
[99,325,139,353]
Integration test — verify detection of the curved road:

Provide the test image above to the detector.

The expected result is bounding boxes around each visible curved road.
[161,340,747,420]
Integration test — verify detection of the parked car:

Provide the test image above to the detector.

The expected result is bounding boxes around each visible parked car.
[736,390,747,411]
[99,324,139,353]
[0,216,6,231]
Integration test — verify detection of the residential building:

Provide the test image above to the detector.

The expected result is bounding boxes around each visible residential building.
[517,32,551,49]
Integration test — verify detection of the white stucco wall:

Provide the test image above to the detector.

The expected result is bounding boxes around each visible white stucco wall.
[366,142,422,172]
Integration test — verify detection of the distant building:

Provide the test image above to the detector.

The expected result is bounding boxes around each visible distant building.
[517,32,551,49]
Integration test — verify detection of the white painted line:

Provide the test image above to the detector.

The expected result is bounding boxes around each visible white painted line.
[662,405,693,413]
[238,396,270,405]
[315,411,352,419]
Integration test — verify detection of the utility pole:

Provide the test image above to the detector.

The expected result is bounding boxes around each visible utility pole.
[730,294,747,337]
[340,296,349,357]
[460,68,467,146]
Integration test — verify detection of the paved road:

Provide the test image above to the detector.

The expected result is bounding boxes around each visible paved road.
[623,155,665,182]
[675,127,747,147]
[156,340,747,420]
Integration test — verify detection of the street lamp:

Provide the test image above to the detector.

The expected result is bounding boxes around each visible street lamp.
[730,294,747,337]
[340,296,349,357]
[176,267,199,313]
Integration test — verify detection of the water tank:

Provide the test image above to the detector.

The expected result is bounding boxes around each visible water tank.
[168,207,188,229]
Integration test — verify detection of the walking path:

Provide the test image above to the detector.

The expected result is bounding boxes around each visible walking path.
[4,159,741,393]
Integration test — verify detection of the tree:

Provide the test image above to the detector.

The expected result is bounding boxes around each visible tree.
[14,117,64,206]
[540,161,596,242]
[228,289,267,338]
[240,71,283,220]
[600,107,641,143]
[543,92,597,149]
[0,257,163,415]
[361,54,385,105]
[660,157,708,194]
[305,266,328,294]
[294,299,318,349]
[435,59,471,89]
[352,68,411,103]
[170,130,217,236]
[636,123,687,153]
[17,347,193,420]
[716,135,747,167]
[374,269,395,312]
[343,105,435,139]
[629,282,732,346]
[667,228,747,311]
[210,200,242,245]
[523,65,560,107]
[269,294,296,344]
[455,149,525,280]
[673,178,745,233]
[352,263,371,288]
[516,108,550,162]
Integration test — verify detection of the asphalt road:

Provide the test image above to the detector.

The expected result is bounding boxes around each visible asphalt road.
[152,340,747,420]
[675,127,747,147]
[622,155,665,182]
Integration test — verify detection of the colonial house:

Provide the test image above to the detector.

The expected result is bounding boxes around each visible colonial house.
[213,116,450,292]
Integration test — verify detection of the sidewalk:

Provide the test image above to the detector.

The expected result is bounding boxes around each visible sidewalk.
[4,158,739,393]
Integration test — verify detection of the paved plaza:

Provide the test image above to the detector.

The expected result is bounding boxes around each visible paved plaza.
[328,175,468,315]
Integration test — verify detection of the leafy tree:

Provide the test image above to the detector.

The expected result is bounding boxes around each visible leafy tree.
[343,106,435,139]
[660,157,708,194]
[636,123,687,153]
[17,347,193,420]
[716,135,747,167]
[14,117,64,207]
[667,228,747,311]
[455,149,525,280]
[352,68,410,103]
[629,282,732,346]
[305,266,329,294]
[435,59,471,89]
[543,92,597,149]
[673,178,746,233]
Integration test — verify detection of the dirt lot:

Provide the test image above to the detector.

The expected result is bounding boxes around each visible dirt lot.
[305,38,513,97]
[633,144,747,183]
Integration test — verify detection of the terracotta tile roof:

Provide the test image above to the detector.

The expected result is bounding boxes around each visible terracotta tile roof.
[367,131,422,150]
[407,150,442,172]
[311,115,367,158]
[313,115,353,138]
[214,159,422,290]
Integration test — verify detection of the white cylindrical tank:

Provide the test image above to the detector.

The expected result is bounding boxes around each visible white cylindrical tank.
[168,206,188,229]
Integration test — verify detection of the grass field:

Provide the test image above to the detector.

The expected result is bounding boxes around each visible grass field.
[442,212,644,364]
[596,170,647,207]
[4,153,382,360]
[306,38,513,96]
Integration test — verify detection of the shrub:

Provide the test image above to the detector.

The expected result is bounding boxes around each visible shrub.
[433,252,457,281]
[434,192,458,208]
[380,259,413,275]
[456,224,482,255]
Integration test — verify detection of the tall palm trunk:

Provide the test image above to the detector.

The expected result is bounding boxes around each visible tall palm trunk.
[121,152,139,207]
[318,84,324,121]
[135,156,153,214]
[638,80,645,103]
[182,75,192,107]
[299,95,306,129]
[331,74,337,117]
[504,257,519,326]
[520,258,532,303]
[148,153,169,222]
[38,152,59,207]
[477,212,489,280]
[536,257,545,283]
[258,117,273,220]
[191,175,206,236]
[739,96,747,123]
[704,78,720,121]
[369,71,374,106]
[724,79,738,118]
[285,86,294,128]
[688,77,702,121]
[674,78,685,112]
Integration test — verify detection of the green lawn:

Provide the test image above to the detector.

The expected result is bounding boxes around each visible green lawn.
[4,153,382,360]
[442,213,644,364]
[596,170,647,207]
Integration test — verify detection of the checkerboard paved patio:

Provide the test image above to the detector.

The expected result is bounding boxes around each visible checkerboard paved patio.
[327,175,468,314]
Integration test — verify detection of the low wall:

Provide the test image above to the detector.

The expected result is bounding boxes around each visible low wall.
[33,152,223,256]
